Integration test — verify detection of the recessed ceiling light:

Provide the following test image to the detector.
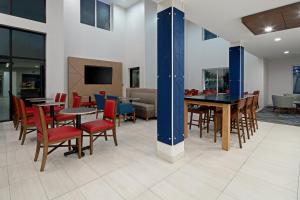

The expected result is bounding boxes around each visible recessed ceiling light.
[264,26,273,32]
[284,51,290,54]
[274,37,281,42]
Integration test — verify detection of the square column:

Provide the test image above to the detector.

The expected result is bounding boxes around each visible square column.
[157,6,185,163]
[229,46,244,99]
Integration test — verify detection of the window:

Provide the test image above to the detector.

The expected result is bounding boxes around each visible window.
[203,28,218,40]
[97,1,110,30]
[0,27,9,56]
[0,0,46,23]
[80,0,95,26]
[293,66,300,94]
[203,68,229,93]
[130,67,140,88]
[80,0,111,31]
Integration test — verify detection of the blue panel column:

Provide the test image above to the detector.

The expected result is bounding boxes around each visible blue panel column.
[229,46,244,99]
[157,7,185,162]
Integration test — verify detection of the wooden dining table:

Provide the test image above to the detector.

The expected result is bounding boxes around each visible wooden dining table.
[184,94,240,151]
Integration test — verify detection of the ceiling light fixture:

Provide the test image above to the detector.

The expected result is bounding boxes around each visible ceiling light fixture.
[284,51,290,54]
[274,37,281,42]
[264,26,273,32]
[5,63,9,68]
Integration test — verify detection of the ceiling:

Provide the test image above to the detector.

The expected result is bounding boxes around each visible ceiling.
[182,0,300,60]
[110,0,141,8]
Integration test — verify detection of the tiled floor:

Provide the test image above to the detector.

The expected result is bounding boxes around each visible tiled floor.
[0,114,299,200]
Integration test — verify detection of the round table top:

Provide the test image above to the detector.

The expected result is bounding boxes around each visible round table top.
[36,102,65,107]
[27,98,54,102]
[60,107,96,115]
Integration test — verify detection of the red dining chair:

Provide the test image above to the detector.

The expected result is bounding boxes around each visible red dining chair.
[81,100,117,155]
[99,91,106,96]
[73,92,92,107]
[73,96,81,108]
[55,93,61,102]
[19,99,53,145]
[54,94,76,127]
[33,106,82,172]
[53,93,66,112]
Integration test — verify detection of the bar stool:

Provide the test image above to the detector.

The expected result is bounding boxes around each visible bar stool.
[231,98,246,148]
[243,96,255,138]
[251,95,259,131]
[189,106,209,137]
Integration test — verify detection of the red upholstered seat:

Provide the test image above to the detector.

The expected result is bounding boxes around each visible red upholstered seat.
[54,114,76,121]
[81,119,114,133]
[26,107,34,115]
[38,126,81,142]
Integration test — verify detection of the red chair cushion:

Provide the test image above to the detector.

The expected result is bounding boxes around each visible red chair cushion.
[38,126,81,142]
[81,119,114,133]
[80,102,91,107]
[54,114,76,122]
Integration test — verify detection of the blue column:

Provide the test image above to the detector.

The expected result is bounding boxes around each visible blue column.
[157,7,184,159]
[229,46,244,99]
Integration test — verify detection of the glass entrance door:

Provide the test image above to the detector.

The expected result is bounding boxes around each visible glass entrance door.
[0,57,10,121]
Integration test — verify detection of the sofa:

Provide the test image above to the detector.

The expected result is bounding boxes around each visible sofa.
[272,95,294,112]
[126,88,157,120]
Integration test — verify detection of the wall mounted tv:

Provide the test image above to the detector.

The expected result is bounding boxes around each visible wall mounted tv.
[84,66,113,84]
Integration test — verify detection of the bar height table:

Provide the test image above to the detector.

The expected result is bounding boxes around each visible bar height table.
[184,94,240,151]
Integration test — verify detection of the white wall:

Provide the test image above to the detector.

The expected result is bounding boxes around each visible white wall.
[265,56,300,105]
[185,20,229,90]
[123,1,146,91]
[244,51,265,108]
[145,0,157,89]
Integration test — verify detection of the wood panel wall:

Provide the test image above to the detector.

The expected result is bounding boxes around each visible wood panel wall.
[68,57,122,106]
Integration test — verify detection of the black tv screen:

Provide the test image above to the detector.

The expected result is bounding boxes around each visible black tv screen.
[84,66,113,84]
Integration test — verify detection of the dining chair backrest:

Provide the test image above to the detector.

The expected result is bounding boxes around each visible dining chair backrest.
[19,99,29,124]
[72,92,79,97]
[99,91,106,96]
[95,94,105,110]
[55,93,61,102]
[103,99,117,122]
[33,106,48,143]
[60,93,67,102]
[238,98,246,112]
[244,92,249,95]
[73,96,81,108]
[252,95,258,110]
[246,96,253,110]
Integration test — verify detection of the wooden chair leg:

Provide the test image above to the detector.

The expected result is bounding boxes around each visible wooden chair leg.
[21,127,27,145]
[15,120,20,130]
[207,111,210,133]
[77,137,82,159]
[199,113,203,138]
[254,112,258,130]
[189,112,193,130]
[68,140,71,151]
[40,144,48,172]
[214,114,217,143]
[240,119,246,143]
[244,116,250,139]
[236,120,242,149]
[104,131,108,141]
[96,111,99,119]
[18,126,23,140]
[89,134,93,155]
[133,112,136,123]
[34,140,41,162]
[113,128,118,146]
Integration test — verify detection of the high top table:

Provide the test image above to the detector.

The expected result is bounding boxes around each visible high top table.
[184,94,240,151]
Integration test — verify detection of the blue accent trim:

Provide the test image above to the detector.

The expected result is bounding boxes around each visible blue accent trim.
[229,46,244,99]
[157,7,184,146]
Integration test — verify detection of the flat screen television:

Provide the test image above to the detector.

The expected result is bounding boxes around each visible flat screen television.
[84,66,113,84]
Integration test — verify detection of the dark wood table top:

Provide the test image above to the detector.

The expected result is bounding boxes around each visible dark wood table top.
[185,94,243,104]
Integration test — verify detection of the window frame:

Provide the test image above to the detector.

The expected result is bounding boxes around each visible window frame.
[0,0,46,23]
[202,67,229,93]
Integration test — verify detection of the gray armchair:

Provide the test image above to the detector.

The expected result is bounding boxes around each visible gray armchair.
[272,95,294,113]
